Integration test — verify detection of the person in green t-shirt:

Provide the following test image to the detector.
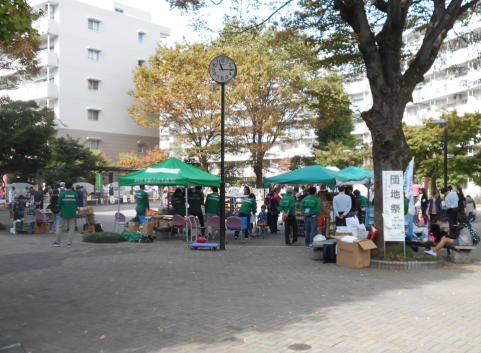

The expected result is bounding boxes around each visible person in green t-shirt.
[235,193,257,240]
[279,186,299,245]
[301,186,321,248]
[205,187,220,237]
[189,186,205,236]
[354,189,369,208]
[135,185,150,217]
[52,180,78,248]
[171,188,186,216]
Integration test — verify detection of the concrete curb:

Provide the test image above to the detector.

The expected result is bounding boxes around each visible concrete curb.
[370,259,444,269]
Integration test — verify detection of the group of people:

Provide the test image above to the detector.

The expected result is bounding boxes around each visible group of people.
[409,184,480,256]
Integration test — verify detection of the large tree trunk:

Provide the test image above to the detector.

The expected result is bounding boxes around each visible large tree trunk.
[364,101,412,247]
[253,160,263,188]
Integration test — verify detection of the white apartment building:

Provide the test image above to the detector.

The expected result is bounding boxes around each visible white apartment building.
[2,0,170,164]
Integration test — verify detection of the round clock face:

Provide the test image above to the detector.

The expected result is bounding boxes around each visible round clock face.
[209,55,237,84]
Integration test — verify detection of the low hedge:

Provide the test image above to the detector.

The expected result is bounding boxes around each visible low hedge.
[371,247,442,262]
[82,232,125,243]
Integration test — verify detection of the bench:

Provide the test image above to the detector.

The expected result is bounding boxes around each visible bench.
[445,245,477,263]
[406,239,476,263]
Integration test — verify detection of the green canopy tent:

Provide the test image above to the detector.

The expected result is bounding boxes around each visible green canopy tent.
[264,165,364,190]
[340,166,374,187]
[117,157,221,238]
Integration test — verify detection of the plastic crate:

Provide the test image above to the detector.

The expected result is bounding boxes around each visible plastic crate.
[404,215,414,237]
[365,206,374,229]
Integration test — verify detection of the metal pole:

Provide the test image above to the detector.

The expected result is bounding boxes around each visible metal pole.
[117,186,120,234]
[348,153,351,167]
[185,187,189,243]
[220,83,226,250]
[444,123,448,189]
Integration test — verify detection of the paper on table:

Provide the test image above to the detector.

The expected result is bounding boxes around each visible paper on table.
[382,213,392,228]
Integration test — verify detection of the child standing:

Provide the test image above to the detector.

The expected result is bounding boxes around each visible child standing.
[258,205,268,237]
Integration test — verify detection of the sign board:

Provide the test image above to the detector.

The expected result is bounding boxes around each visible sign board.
[95,173,101,192]
[382,171,405,242]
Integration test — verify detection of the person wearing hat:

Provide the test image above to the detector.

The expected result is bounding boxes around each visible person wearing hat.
[13,195,25,220]
[58,182,66,194]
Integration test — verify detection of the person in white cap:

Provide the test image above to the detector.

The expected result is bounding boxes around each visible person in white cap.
[58,182,66,194]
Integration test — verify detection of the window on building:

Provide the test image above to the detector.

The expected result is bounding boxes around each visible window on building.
[88,20,99,31]
[115,8,124,13]
[88,79,99,90]
[88,140,99,150]
[138,33,144,43]
[88,110,99,121]
[353,99,364,104]
[138,144,143,153]
[88,49,99,61]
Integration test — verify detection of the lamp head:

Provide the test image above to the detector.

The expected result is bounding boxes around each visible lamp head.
[343,150,351,153]
[431,120,448,125]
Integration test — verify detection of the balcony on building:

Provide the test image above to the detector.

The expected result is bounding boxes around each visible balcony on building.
[38,50,58,68]
[33,18,59,39]
[7,82,58,102]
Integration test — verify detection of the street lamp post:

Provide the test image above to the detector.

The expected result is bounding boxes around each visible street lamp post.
[432,120,448,189]
[343,150,352,167]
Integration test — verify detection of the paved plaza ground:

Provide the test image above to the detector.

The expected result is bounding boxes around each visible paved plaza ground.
[2,203,481,353]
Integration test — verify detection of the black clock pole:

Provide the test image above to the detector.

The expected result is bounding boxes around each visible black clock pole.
[220,82,226,250]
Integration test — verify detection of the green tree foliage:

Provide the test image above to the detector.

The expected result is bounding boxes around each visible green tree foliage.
[0,0,40,45]
[315,142,372,170]
[45,137,100,184]
[404,110,481,192]
[0,0,41,89]
[288,155,315,171]
[310,72,356,151]
[128,42,223,172]
[0,98,55,177]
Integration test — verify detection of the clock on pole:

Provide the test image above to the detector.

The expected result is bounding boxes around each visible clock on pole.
[209,55,236,251]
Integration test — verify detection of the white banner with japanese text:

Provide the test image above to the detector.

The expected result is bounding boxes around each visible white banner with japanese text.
[382,171,405,242]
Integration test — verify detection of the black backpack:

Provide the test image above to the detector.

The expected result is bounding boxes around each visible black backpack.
[323,244,336,264]
[267,198,278,215]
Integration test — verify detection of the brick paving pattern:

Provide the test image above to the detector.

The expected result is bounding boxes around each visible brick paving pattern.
[1,204,481,353]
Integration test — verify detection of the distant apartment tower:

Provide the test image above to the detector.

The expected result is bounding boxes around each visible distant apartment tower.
[2,0,170,163]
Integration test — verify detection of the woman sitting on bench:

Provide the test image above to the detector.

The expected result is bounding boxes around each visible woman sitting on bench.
[425,212,476,256]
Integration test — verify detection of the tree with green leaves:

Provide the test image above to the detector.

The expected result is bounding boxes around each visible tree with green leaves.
[315,142,372,170]
[128,42,224,172]
[44,137,100,184]
[0,98,55,178]
[169,0,481,244]
[221,25,336,186]
[310,72,357,152]
[288,155,315,171]
[0,0,42,89]
[404,110,481,193]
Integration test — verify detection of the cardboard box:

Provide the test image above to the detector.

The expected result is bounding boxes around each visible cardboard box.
[128,222,139,233]
[77,209,88,214]
[87,207,94,214]
[159,221,170,228]
[320,202,332,218]
[86,214,95,224]
[337,238,377,269]
[138,222,154,236]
